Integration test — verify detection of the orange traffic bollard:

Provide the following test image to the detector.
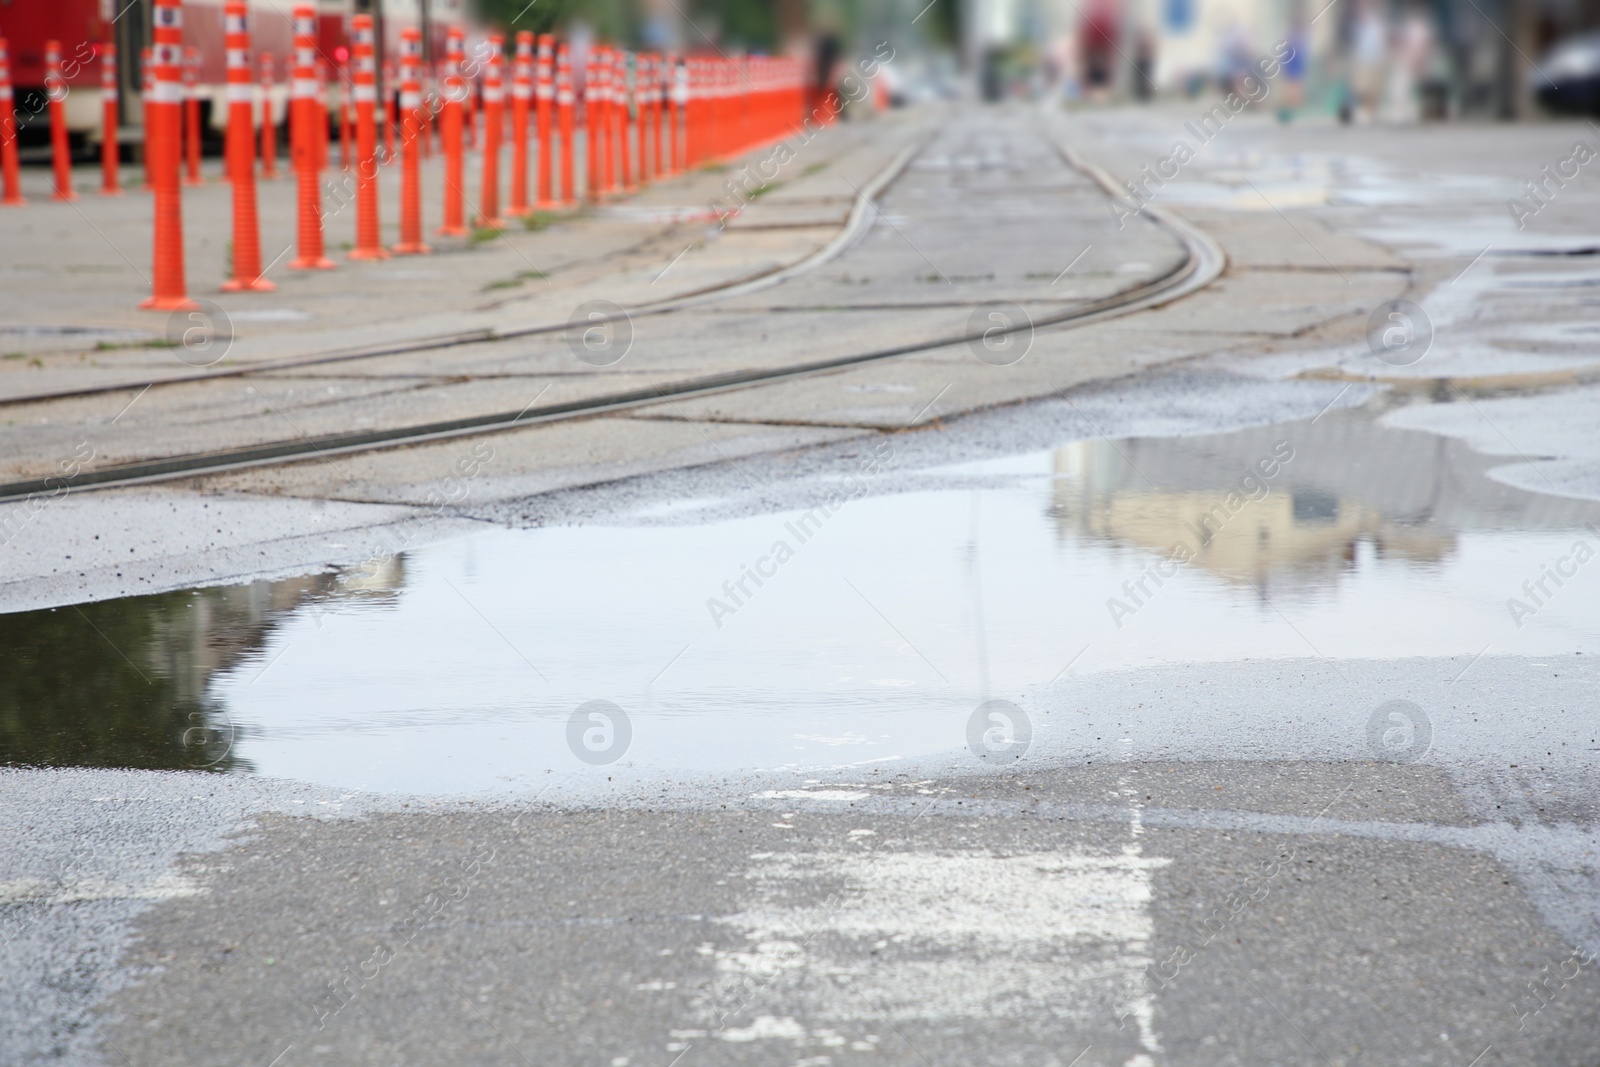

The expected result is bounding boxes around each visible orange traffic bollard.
[723,59,732,159]
[45,41,74,201]
[682,57,696,170]
[636,52,650,186]
[476,34,505,228]
[583,50,599,202]
[710,56,722,157]
[506,31,532,217]
[658,53,672,176]
[141,0,196,310]
[656,54,669,177]
[602,48,617,194]
[222,1,273,291]
[534,34,554,208]
[183,46,201,185]
[288,5,333,270]
[718,57,731,158]
[392,28,428,255]
[556,44,575,207]
[259,53,278,180]
[617,50,633,193]
[347,15,387,259]
[633,52,648,186]
[100,42,122,195]
[0,38,23,206]
[671,54,686,175]
[640,53,657,185]
[436,28,467,237]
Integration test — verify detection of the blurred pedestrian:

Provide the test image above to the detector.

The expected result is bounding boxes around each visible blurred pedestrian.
[1279,23,1307,122]
[1351,0,1387,121]
[1221,22,1254,96]
[1081,0,1117,102]
[1134,28,1156,101]
[1392,6,1437,120]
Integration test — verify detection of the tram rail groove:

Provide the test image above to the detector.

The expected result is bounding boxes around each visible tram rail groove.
[0,134,933,412]
[0,128,1224,505]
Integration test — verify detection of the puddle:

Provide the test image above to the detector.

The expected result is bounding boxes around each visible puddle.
[3,404,1597,793]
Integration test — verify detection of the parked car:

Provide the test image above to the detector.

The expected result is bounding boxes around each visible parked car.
[1534,31,1600,114]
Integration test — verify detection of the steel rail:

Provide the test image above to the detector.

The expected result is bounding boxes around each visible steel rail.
[0,127,1225,505]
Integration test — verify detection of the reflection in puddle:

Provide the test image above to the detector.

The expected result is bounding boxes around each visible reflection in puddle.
[4,404,1597,792]
[0,563,405,775]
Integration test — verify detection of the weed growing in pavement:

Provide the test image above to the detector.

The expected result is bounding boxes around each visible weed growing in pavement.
[520,210,568,231]
[93,339,179,351]
[484,269,548,291]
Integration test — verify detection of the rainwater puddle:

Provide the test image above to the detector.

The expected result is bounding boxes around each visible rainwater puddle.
[3,404,1597,793]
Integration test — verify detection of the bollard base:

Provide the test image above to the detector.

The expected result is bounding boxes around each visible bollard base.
[435,225,468,237]
[139,295,200,311]
[288,256,337,270]
[391,242,431,255]
[347,247,390,260]
[222,276,277,292]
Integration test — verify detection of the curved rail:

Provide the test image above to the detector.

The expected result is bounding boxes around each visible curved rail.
[0,128,1225,504]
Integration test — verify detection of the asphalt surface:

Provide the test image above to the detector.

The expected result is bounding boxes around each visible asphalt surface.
[3,100,1600,1067]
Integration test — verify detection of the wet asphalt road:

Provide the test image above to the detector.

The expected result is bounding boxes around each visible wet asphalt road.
[8,749,1598,1067]
[4,102,1600,1066]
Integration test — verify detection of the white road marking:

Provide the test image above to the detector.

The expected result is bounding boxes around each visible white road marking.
[688,846,1170,1049]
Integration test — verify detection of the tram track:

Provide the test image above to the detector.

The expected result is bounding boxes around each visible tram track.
[0,124,1224,504]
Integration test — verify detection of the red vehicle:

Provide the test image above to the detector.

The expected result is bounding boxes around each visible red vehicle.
[0,0,464,148]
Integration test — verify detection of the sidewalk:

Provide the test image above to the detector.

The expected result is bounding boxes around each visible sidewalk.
[0,115,911,394]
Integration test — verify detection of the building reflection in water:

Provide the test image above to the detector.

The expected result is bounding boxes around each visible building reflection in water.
[0,557,406,772]
[1049,408,1600,596]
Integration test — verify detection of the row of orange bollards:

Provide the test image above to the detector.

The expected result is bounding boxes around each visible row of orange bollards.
[0,1,813,312]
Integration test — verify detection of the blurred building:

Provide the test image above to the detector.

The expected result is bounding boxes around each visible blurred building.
[1049,407,1600,594]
